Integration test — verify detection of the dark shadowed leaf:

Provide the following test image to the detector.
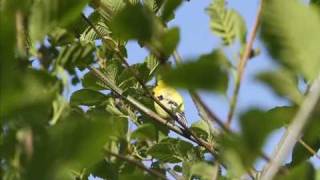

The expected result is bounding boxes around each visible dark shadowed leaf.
[161,50,229,91]
[148,138,195,163]
[70,89,107,106]
[275,162,315,180]
[161,0,183,22]
[290,106,320,166]
[24,108,127,180]
[55,42,95,71]
[29,0,89,41]
[82,71,106,90]
[111,3,155,41]
[1,69,59,120]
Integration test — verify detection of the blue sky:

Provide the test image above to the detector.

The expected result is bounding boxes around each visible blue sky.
[123,0,320,170]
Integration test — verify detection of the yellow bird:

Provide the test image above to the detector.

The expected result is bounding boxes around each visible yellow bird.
[152,80,187,126]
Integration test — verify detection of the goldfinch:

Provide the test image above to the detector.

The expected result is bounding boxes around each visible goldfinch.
[152,80,188,126]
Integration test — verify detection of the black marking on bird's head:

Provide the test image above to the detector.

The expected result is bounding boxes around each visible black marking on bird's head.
[157,95,164,100]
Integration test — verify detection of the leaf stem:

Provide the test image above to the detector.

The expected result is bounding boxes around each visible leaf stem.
[105,150,167,180]
[226,0,264,127]
[261,74,320,180]
[298,138,320,160]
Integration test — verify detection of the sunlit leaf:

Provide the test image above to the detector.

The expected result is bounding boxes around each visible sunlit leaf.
[190,162,219,180]
[240,108,289,154]
[161,50,229,91]
[131,123,158,141]
[261,0,320,80]
[190,120,211,141]
[256,69,303,105]
[206,0,247,46]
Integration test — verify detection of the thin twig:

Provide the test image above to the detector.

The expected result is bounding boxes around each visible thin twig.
[261,74,320,180]
[298,139,320,160]
[105,150,167,180]
[226,0,264,127]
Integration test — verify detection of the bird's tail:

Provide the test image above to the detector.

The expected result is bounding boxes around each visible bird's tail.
[175,112,188,127]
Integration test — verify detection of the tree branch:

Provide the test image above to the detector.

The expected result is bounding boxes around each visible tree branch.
[88,66,215,154]
[81,13,216,155]
[81,13,183,127]
[105,150,167,180]
[226,0,264,127]
[261,74,320,180]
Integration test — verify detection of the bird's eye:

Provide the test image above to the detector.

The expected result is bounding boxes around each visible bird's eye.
[157,95,164,100]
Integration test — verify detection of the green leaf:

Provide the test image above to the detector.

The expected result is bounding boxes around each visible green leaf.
[148,138,196,163]
[104,59,124,84]
[82,71,106,90]
[24,108,127,180]
[290,107,320,166]
[1,69,59,120]
[55,42,95,71]
[144,0,165,13]
[240,108,286,154]
[190,162,219,180]
[261,0,320,80]
[70,89,107,106]
[190,120,211,141]
[161,0,183,22]
[111,3,155,41]
[311,0,320,7]
[256,69,303,105]
[220,107,295,169]
[86,160,118,180]
[218,133,251,175]
[145,55,159,75]
[29,0,89,41]
[275,162,315,180]
[151,27,180,59]
[161,50,229,91]
[119,163,153,180]
[79,12,111,43]
[206,0,247,46]
[131,123,158,141]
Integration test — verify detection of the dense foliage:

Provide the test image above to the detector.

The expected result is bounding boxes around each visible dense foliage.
[1,0,320,179]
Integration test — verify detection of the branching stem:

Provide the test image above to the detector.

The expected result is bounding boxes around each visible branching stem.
[226,0,264,127]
